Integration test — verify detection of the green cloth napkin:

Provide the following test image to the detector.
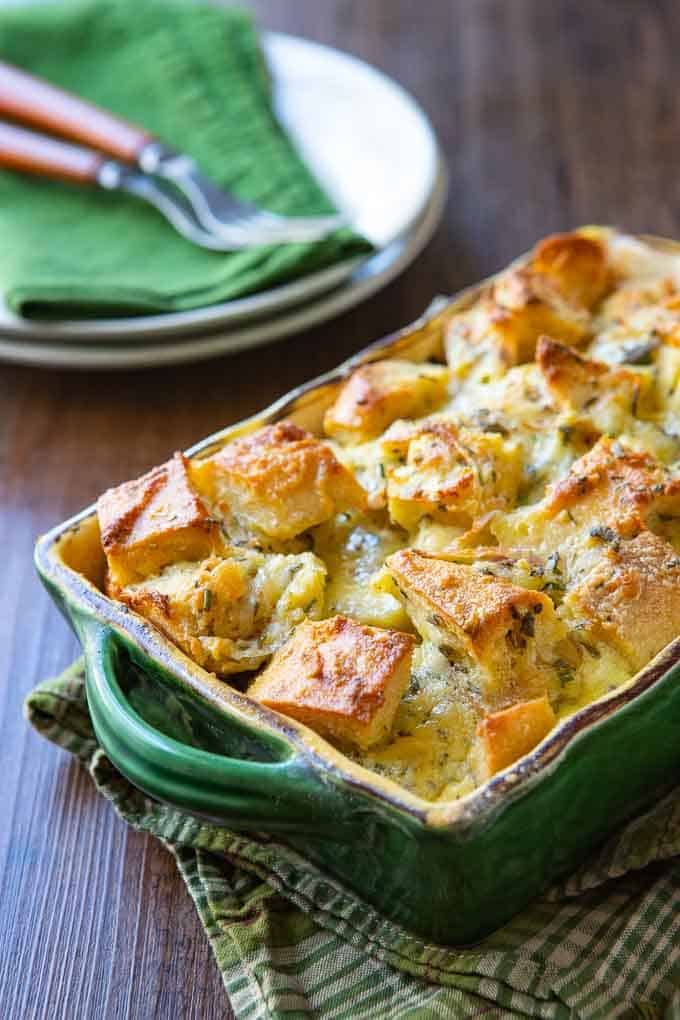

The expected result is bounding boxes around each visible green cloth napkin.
[26,661,680,1020]
[0,0,372,317]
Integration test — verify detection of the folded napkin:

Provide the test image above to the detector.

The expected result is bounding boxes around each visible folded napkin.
[26,661,680,1020]
[0,0,372,317]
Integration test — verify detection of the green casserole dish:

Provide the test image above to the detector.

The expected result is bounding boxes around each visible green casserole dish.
[35,235,680,945]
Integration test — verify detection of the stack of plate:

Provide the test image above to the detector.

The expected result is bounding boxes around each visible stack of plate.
[0,33,446,370]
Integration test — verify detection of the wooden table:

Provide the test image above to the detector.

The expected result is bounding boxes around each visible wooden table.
[2,1,679,1016]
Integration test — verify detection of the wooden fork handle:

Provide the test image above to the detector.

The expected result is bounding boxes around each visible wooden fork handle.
[0,61,152,163]
[0,121,105,184]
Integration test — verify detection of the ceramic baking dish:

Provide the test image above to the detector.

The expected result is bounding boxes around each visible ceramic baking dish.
[35,237,680,945]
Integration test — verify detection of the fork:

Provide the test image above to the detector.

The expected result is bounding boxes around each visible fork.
[0,61,346,250]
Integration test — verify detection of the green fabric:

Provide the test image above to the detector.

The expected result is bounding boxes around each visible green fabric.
[25,661,680,1019]
[0,0,372,317]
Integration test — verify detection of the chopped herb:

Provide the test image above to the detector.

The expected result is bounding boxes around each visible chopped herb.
[379,462,386,479]
[577,638,601,659]
[620,339,658,365]
[558,425,574,444]
[202,589,213,611]
[589,524,617,544]
[304,599,317,614]
[480,421,509,436]
[520,613,535,637]
[554,659,575,685]
[546,552,561,574]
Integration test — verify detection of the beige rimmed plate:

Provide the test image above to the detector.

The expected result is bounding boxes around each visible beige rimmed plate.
[0,31,443,358]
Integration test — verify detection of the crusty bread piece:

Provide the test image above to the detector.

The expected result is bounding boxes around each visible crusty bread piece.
[536,335,654,431]
[531,233,610,310]
[386,549,565,708]
[323,359,449,442]
[191,422,368,541]
[544,438,673,532]
[116,549,327,676]
[248,615,415,749]
[98,452,218,588]
[445,232,609,384]
[474,695,556,779]
[562,529,680,671]
[380,418,522,531]
[492,438,677,565]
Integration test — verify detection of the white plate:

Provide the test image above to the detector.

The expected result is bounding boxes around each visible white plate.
[0,159,447,369]
[0,31,440,344]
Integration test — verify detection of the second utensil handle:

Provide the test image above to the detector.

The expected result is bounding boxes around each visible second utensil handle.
[0,121,105,183]
[0,61,152,163]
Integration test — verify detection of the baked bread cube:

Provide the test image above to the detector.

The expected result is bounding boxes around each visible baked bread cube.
[190,422,367,542]
[536,335,655,432]
[248,615,415,749]
[386,549,565,708]
[492,438,676,566]
[98,452,218,588]
[323,359,449,442]
[115,548,327,676]
[381,419,523,531]
[474,695,556,779]
[530,232,610,310]
[445,232,609,386]
[561,529,680,672]
[545,439,676,536]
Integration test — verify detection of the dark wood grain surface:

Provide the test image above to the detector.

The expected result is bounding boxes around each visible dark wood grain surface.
[2,1,680,1016]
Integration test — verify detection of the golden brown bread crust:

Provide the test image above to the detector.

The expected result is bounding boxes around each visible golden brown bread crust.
[381,418,521,530]
[531,233,610,309]
[544,437,671,531]
[98,452,218,587]
[323,359,449,441]
[445,232,611,377]
[115,549,327,676]
[191,421,368,541]
[386,549,563,706]
[248,615,415,749]
[475,695,556,779]
[536,336,640,408]
[563,529,680,671]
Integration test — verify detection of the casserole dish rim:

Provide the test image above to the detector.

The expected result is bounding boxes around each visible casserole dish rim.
[34,228,680,833]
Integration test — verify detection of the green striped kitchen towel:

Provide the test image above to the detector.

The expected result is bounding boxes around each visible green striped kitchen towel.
[0,0,372,317]
[26,660,680,1019]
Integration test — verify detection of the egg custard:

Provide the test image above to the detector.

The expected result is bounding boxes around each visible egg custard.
[97,229,680,803]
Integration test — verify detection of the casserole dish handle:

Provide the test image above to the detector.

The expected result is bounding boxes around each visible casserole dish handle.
[80,618,354,835]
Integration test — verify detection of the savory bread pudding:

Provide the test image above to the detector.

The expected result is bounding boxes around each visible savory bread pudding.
[97,229,680,802]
